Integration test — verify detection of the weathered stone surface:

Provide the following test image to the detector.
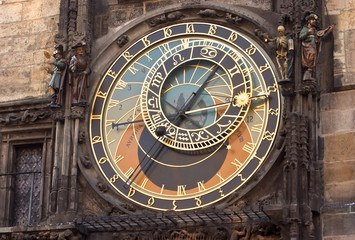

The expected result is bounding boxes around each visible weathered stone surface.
[320,90,355,111]
[323,132,355,162]
[325,181,355,203]
[327,0,355,89]
[320,90,355,134]
[327,0,346,12]
[323,213,355,236]
[324,161,355,183]
[0,1,59,103]
[0,3,22,23]
[320,109,355,134]
[324,236,355,240]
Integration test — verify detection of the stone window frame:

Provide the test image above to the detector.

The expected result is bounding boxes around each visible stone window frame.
[0,122,52,228]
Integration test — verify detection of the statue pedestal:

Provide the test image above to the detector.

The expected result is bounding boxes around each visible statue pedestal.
[303,69,316,82]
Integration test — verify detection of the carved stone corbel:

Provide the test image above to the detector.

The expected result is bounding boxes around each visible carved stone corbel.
[70,105,85,119]
[301,79,319,96]
[51,109,65,122]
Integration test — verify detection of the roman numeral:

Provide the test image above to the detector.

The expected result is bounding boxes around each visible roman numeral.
[141,178,148,188]
[115,155,124,164]
[116,79,127,90]
[108,99,121,109]
[197,181,206,192]
[177,185,187,196]
[231,158,242,169]
[251,124,263,133]
[124,168,134,178]
[242,142,255,154]
[216,172,224,182]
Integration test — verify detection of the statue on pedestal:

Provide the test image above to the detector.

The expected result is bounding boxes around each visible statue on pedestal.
[299,13,334,80]
[264,25,294,82]
[44,45,67,108]
[68,42,91,106]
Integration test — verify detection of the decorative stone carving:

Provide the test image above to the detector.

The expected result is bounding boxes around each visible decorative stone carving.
[166,11,184,21]
[0,234,10,240]
[78,129,86,143]
[80,155,92,169]
[0,110,51,125]
[258,192,279,206]
[51,109,65,122]
[149,14,167,27]
[198,9,224,18]
[70,106,85,119]
[279,81,295,97]
[116,35,129,48]
[301,78,318,96]
[96,181,108,193]
[149,11,184,27]
[225,13,243,25]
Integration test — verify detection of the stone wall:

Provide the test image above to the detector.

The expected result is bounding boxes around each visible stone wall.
[0,0,60,103]
[0,0,274,104]
[320,90,355,239]
[321,1,355,239]
[327,0,355,89]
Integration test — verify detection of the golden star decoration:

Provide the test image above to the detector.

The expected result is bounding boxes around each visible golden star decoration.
[234,92,250,107]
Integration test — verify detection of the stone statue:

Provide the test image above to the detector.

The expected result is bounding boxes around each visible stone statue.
[68,42,90,106]
[264,25,294,82]
[299,13,334,80]
[44,46,66,107]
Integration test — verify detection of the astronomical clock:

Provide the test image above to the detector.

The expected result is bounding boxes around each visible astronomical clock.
[80,3,289,239]
[88,21,281,211]
[0,1,330,240]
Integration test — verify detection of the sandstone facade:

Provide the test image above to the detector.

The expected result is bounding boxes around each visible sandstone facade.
[0,0,60,102]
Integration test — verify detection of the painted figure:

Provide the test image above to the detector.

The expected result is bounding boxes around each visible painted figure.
[299,13,334,79]
[45,49,66,107]
[264,25,294,81]
[69,42,90,106]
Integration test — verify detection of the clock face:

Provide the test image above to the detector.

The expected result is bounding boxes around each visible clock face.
[89,22,281,211]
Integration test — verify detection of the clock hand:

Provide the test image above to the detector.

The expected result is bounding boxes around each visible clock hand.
[251,92,269,100]
[112,118,145,129]
[183,93,270,115]
[184,101,231,115]
[111,113,202,130]
[171,65,219,124]
[124,126,166,188]
[124,69,221,183]
[161,97,203,128]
